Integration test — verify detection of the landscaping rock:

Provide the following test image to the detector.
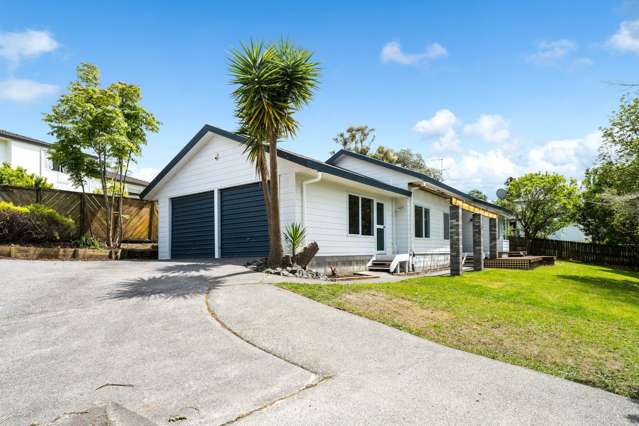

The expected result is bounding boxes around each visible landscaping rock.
[245,256,328,280]
[295,241,319,269]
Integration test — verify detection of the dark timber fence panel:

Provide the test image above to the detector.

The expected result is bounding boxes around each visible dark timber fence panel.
[0,185,157,242]
[509,236,639,267]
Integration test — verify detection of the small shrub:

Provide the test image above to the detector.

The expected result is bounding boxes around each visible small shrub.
[0,162,53,188]
[0,201,75,243]
[77,234,103,249]
[284,222,306,257]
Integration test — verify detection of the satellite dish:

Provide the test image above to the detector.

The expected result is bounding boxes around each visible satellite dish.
[496,188,507,200]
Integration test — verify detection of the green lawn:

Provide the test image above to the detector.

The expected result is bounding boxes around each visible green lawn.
[278,261,639,398]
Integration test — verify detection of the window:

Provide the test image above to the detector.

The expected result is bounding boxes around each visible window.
[48,158,62,172]
[361,197,373,235]
[348,195,359,234]
[414,206,423,238]
[348,194,374,236]
[414,205,430,238]
[443,212,450,240]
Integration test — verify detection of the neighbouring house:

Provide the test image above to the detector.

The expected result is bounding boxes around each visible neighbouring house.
[141,125,512,274]
[508,220,589,243]
[0,129,149,196]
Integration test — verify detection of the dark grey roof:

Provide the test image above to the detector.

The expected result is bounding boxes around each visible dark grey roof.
[140,124,412,199]
[0,129,52,148]
[1,128,149,187]
[326,149,511,214]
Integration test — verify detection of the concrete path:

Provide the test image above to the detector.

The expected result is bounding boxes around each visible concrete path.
[0,260,316,425]
[208,283,639,425]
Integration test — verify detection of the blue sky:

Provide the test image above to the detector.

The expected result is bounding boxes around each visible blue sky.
[2,0,639,198]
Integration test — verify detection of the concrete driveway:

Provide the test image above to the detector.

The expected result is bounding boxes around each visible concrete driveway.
[0,259,316,425]
[209,284,639,425]
[1,259,637,425]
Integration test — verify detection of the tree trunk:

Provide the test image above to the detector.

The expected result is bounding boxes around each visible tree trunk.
[267,135,283,267]
[100,156,113,248]
[114,156,130,248]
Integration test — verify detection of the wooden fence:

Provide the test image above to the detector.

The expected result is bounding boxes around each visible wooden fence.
[0,185,157,242]
[509,237,639,267]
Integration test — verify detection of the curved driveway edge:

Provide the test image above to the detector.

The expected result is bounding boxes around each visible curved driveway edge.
[0,260,316,426]
[208,283,639,425]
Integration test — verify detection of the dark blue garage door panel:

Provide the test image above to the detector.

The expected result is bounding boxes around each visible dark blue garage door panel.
[171,191,215,259]
[221,182,268,257]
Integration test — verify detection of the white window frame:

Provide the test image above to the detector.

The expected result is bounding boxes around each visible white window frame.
[414,204,431,239]
[347,193,376,238]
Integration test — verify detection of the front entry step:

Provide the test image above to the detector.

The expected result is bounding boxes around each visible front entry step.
[368,260,393,271]
[367,254,410,274]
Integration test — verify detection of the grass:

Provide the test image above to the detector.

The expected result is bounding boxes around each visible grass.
[278,261,639,399]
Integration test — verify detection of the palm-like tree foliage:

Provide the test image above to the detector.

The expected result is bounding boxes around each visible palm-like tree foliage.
[284,222,307,258]
[229,41,319,266]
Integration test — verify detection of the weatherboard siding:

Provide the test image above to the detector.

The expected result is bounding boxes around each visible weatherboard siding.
[411,189,451,253]
[331,155,416,187]
[304,179,394,256]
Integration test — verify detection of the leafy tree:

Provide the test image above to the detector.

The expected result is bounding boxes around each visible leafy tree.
[576,95,639,244]
[44,63,159,247]
[370,146,442,180]
[467,189,488,201]
[497,172,579,239]
[332,126,375,155]
[229,41,319,267]
[93,180,128,196]
[332,127,442,180]
[0,163,53,189]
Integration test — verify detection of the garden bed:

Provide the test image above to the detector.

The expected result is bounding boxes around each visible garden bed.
[0,243,157,260]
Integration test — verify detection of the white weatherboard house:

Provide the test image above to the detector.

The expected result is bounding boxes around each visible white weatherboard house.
[0,129,149,196]
[141,125,512,274]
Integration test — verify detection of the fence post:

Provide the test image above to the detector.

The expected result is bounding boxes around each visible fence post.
[35,187,42,203]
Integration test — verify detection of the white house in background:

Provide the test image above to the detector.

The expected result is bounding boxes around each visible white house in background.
[550,225,588,242]
[141,125,513,274]
[0,129,149,196]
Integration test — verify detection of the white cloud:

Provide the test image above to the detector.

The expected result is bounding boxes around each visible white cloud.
[0,29,59,66]
[526,39,576,64]
[463,114,511,143]
[413,109,460,151]
[526,39,591,68]
[607,19,639,54]
[441,131,601,195]
[527,130,602,177]
[443,149,520,191]
[414,109,458,134]
[0,78,57,103]
[381,41,447,65]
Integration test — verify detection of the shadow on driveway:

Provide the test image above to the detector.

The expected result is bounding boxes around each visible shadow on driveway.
[103,262,255,300]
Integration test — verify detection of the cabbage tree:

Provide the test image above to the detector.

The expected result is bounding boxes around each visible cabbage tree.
[229,41,319,266]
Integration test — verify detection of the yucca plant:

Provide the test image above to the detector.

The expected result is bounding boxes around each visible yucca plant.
[284,222,307,258]
[229,40,319,267]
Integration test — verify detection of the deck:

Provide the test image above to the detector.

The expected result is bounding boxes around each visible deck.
[484,256,555,270]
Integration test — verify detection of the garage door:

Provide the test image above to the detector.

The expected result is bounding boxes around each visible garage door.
[171,191,215,259]
[220,182,269,257]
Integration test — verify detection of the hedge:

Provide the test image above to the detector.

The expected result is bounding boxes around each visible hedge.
[0,201,75,243]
